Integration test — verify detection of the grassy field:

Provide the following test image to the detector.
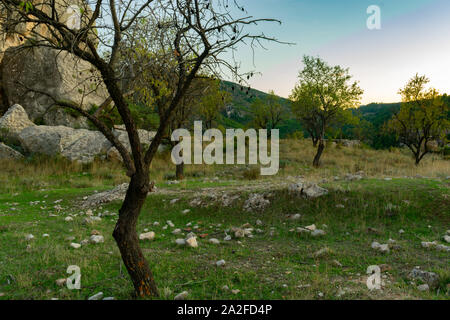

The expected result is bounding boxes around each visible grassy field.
[0,139,449,300]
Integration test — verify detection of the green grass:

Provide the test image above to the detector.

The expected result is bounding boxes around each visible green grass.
[1,175,449,300]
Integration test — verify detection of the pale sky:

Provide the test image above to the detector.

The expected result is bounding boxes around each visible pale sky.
[232,0,450,104]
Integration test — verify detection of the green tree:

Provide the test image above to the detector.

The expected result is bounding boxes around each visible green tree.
[250,90,285,132]
[387,74,449,165]
[290,56,363,166]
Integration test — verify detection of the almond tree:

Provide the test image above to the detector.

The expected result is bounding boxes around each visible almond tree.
[0,0,282,297]
[290,56,363,167]
[387,74,449,165]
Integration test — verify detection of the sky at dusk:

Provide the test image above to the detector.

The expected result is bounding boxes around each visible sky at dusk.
[232,0,450,104]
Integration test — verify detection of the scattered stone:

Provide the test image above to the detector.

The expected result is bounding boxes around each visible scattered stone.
[243,193,270,212]
[103,297,115,300]
[224,235,232,241]
[88,292,104,300]
[209,238,220,245]
[296,227,310,234]
[313,247,332,258]
[89,235,104,244]
[170,199,179,205]
[371,242,389,253]
[417,284,429,292]
[222,285,229,291]
[25,234,34,241]
[80,239,89,246]
[233,228,246,238]
[344,174,363,181]
[216,260,226,267]
[70,243,81,249]
[399,229,405,234]
[0,142,24,160]
[65,236,76,241]
[305,224,316,231]
[231,289,240,295]
[436,244,450,252]
[81,183,128,208]
[444,235,450,243]
[42,234,50,238]
[139,232,155,241]
[256,220,263,226]
[311,229,326,237]
[409,267,440,289]
[421,241,438,249]
[186,237,198,248]
[172,229,182,235]
[55,278,67,287]
[175,239,186,246]
[287,213,301,221]
[167,220,175,228]
[182,209,190,215]
[174,291,188,300]
[332,260,343,267]
[64,216,74,222]
[289,180,329,198]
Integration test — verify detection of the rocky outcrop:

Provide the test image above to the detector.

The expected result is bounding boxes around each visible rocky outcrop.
[18,125,111,163]
[0,104,35,143]
[0,142,23,159]
[289,180,329,198]
[1,46,108,128]
[0,1,105,126]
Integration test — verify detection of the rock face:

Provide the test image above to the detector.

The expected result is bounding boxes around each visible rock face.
[18,125,111,163]
[0,142,23,159]
[0,104,35,143]
[1,46,108,128]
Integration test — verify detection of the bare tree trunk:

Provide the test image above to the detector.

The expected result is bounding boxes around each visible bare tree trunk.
[312,138,318,147]
[113,172,159,297]
[313,139,325,168]
[176,162,184,180]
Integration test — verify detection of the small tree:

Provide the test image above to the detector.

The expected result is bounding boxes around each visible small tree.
[0,0,282,297]
[387,74,449,165]
[250,90,285,131]
[290,56,363,167]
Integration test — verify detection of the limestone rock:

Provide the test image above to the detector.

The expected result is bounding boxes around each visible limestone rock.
[0,104,35,143]
[139,232,156,241]
[18,125,111,163]
[1,46,108,128]
[0,142,23,159]
[409,268,440,289]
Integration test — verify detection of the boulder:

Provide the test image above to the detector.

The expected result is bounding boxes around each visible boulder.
[0,104,35,143]
[18,125,111,163]
[289,180,328,198]
[1,46,108,128]
[408,268,440,289]
[0,142,23,160]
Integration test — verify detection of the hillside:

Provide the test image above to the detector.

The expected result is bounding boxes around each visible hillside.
[220,81,401,142]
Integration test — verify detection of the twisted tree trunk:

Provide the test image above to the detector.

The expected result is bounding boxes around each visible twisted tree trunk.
[313,139,325,167]
[113,171,159,297]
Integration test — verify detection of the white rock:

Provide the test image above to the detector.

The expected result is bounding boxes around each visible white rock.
[417,284,429,292]
[186,237,198,248]
[103,297,115,300]
[64,216,74,222]
[305,224,316,231]
[42,234,50,238]
[174,291,188,300]
[216,260,226,267]
[25,234,34,241]
[311,229,326,237]
[256,220,263,226]
[55,278,67,287]
[170,199,179,205]
[209,238,220,245]
[167,220,175,228]
[444,235,450,243]
[172,229,182,235]
[224,235,232,241]
[139,232,155,241]
[371,242,381,249]
[88,292,104,300]
[379,244,390,253]
[70,243,81,249]
[175,239,186,246]
[182,209,190,214]
[89,235,104,244]
[399,229,405,234]
[421,241,437,249]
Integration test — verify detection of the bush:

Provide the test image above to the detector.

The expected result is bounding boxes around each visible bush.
[242,167,260,180]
